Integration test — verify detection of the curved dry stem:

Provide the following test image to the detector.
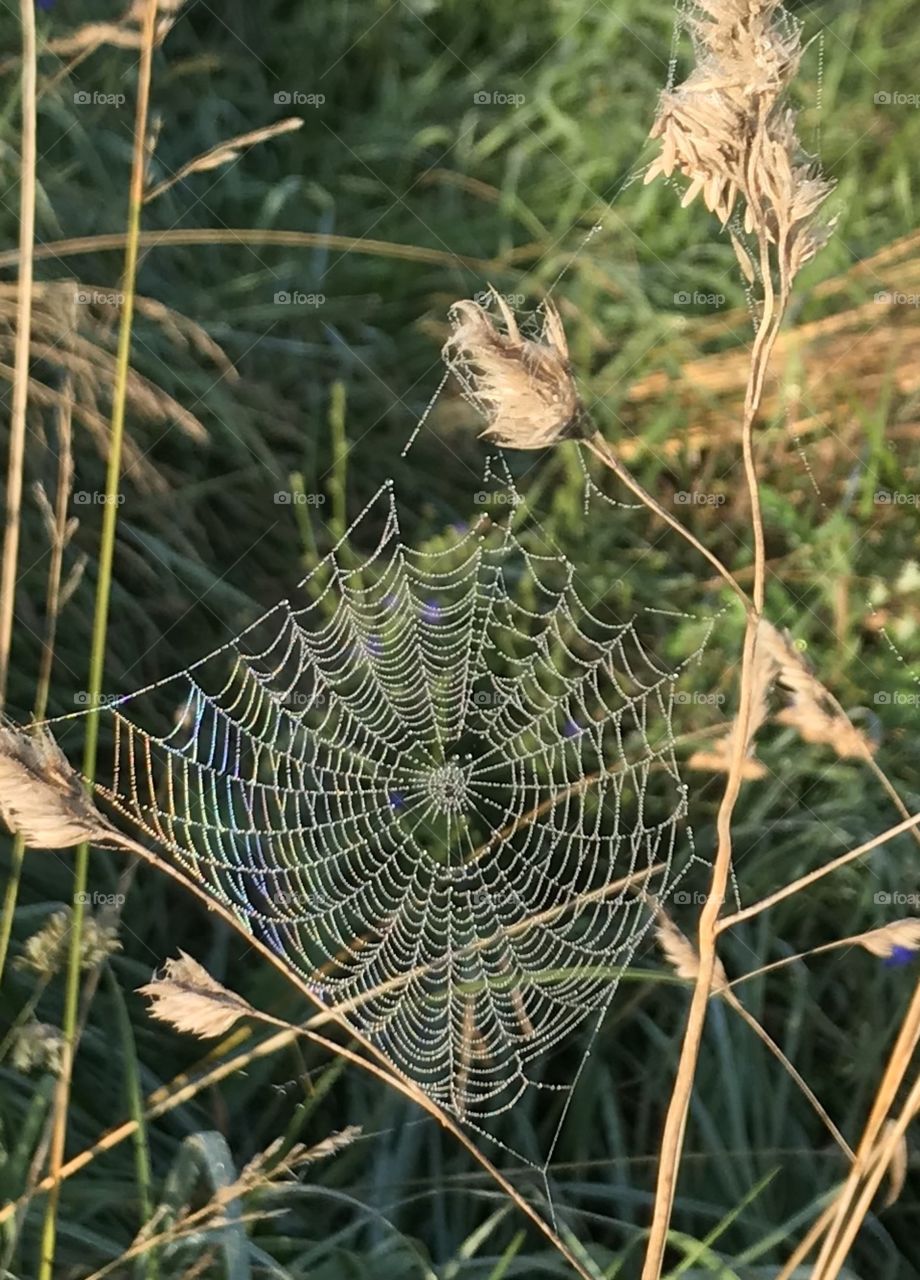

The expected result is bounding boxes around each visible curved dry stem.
[640,235,786,1280]
[716,810,920,933]
[583,433,752,614]
[721,989,852,1161]
[0,228,529,275]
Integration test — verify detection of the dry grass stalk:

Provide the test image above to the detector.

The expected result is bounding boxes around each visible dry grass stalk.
[760,623,876,758]
[856,919,920,960]
[879,1120,909,1209]
[638,2,838,1271]
[441,290,752,608]
[687,740,767,779]
[145,117,304,203]
[656,908,852,1157]
[0,0,37,706]
[35,0,185,59]
[811,1068,920,1280]
[138,952,260,1039]
[656,913,728,993]
[82,1126,361,1280]
[0,1025,303,1230]
[718,810,920,935]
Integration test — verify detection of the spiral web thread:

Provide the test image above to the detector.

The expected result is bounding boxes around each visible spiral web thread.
[56,466,711,1158]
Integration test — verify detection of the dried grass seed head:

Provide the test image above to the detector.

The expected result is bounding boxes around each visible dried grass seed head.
[138,951,259,1039]
[443,289,588,450]
[16,906,121,978]
[645,0,834,274]
[0,724,114,849]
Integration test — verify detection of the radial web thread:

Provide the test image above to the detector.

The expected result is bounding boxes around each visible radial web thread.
[53,471,712,1138]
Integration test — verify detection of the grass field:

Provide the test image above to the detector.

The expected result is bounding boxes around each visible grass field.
[1,1,920,1277]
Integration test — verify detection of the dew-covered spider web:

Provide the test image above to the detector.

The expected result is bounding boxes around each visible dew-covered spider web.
[48,465,712,1170]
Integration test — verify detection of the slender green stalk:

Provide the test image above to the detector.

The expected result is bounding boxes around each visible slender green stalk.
[107,970,156,1280]
[328,380,348,542]
[0,0,37,703]
[0,390,74,989]
[37,5,159,1275]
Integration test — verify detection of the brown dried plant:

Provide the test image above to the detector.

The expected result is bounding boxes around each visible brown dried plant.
[436,2,920,1276]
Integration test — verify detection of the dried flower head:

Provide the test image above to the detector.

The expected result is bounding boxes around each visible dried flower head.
[138,951,258,1039]
[758,623,876,759]
[645,0,834,279]
[689,620,873,776]
[0,724,113,849]
[15,907,121,978]
[10,1020,67,1075]
[443,289,588,449]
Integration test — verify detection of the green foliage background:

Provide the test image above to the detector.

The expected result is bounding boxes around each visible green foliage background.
[1,0,920,1276]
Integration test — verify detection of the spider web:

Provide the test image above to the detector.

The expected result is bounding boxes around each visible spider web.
[52,466,711,1152]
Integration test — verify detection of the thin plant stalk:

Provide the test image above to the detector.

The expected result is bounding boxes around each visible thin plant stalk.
[583,432,751,612]
[0,0,37,701]
[812,1068,920,1279]
[640,282,784,1279]
[803,980,920,1278]
[716,809,920,933]
[37,4,159,1275]
[0,389,74,987]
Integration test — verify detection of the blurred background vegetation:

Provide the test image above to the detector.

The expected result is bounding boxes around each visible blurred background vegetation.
[1,0,920,1275]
